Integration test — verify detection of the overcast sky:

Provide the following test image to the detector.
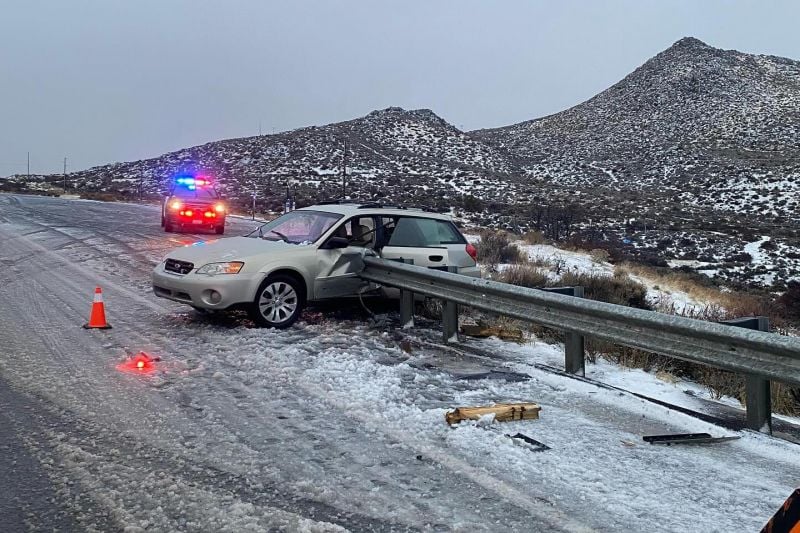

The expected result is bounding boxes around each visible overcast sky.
[2,0,799,176]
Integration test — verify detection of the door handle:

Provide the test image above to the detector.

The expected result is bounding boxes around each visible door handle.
[428,255,443,262]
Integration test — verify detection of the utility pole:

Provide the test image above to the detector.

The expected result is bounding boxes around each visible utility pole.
[259,120,262,136]
[341,138,347,200]
[252,182,257,220]
[27,151,30,179]
[63,157,67,193]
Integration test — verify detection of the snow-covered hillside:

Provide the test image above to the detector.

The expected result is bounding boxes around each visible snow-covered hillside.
[10,37,800,290]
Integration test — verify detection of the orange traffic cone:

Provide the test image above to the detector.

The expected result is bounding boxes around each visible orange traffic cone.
[83,286,112,329]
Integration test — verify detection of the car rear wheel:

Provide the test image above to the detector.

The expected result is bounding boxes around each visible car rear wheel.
[164,219,174,232]
[248,275,303,328]
[215,224,224,235]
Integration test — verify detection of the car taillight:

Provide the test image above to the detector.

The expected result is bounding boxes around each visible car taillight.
[466,243,478,262]
[170,200,182,210]
[183,209,193,217]
[204,211,216,218]
[214,203,226,213]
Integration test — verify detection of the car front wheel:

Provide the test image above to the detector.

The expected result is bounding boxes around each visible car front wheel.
[248,275,303,328]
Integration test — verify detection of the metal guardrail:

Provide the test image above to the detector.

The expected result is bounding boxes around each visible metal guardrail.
[359,257,800,434]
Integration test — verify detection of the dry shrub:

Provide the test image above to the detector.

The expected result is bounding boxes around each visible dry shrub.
[776,281,800,321]
[80,191,118,202]
[588,341,800,416]
[589,248,611,264]
[500,265,549,289]
[772,381,800,416]
[560,271,650,309]
[477,230,525,266]
[521,230,546,245]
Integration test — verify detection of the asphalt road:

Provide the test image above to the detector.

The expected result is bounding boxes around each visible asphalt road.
[0,194,570,531]
[0,193,797,532]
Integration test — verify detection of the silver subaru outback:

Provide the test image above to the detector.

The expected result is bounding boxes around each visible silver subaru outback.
[152,203,479,328]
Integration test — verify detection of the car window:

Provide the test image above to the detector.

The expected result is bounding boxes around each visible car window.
[386,217,465,247]
[249,210,342,244]
[327,217,376,247]
[171,187,219,199]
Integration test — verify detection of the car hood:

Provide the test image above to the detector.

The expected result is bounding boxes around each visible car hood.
[163,236,302,264]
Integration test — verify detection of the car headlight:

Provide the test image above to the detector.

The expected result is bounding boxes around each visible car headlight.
[196,261,244,275]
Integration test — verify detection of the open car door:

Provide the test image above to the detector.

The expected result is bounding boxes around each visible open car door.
[313,216,377,299]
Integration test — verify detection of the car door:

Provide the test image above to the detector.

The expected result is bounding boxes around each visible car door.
[377,216,473,270]
[313,216,377,299]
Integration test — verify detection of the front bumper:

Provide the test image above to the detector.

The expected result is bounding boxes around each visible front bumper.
[166,214,225,228]
[152,263,261,309]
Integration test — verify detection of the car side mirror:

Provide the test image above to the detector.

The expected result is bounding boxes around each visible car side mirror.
[323,237,350,249]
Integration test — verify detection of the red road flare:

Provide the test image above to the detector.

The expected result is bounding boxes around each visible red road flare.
[116,352,157,374]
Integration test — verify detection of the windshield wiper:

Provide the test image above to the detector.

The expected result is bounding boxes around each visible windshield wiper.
[268,230,290,242]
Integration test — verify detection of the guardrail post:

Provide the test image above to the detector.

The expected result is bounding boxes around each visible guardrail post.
[541,286,586,376]
[399,258,414,329]
[442,266,459,343]
[722,316,771,434]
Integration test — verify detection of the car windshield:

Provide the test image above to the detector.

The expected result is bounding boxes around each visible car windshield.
[171,187,219,199]
[247,210,342,244]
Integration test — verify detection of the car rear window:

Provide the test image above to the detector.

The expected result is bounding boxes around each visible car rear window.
[387,217,465,247]
[171,187,219,199]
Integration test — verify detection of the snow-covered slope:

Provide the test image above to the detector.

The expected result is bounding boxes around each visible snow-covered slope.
[474,37,800,215]
[12,37,800,289]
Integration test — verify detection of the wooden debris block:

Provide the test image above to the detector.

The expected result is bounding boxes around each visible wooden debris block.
[445,402,541,425]
[460,324,524,342]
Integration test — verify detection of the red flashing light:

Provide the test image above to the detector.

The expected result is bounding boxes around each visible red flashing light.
[116,352,159,374]
[466,243,478,262]
[194,179,207,186]
[170,200,183,210]
[214,203,226,213]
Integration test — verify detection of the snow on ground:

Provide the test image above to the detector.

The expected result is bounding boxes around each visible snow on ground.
[469,235,712,315]
[2,195,797,531]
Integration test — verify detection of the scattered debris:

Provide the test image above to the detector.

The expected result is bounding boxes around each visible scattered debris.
[460,323,524,342]
[455,370,530,383]
[507,433,550,452]
[642,433,740,446]
[446,402,541,425]
[621,440,637,447]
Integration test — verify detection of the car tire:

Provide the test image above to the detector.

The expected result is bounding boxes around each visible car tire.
[248,275,304,328]
[164,219,174,232]
[215,224,224,235]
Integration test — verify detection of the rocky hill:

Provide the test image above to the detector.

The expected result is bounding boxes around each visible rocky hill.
[474,37,800,222]
[56,107,525,213]
[9,37,800,290]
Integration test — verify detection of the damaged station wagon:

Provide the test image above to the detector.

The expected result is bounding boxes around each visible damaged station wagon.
[152,203,479,327]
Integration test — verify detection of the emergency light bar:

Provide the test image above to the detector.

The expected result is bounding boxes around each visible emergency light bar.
[175,176,211,188]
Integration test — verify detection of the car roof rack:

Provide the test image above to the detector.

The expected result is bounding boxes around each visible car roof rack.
[357,203,406,209]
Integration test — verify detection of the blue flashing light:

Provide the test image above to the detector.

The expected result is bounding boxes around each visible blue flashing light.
[174,175,210,188]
